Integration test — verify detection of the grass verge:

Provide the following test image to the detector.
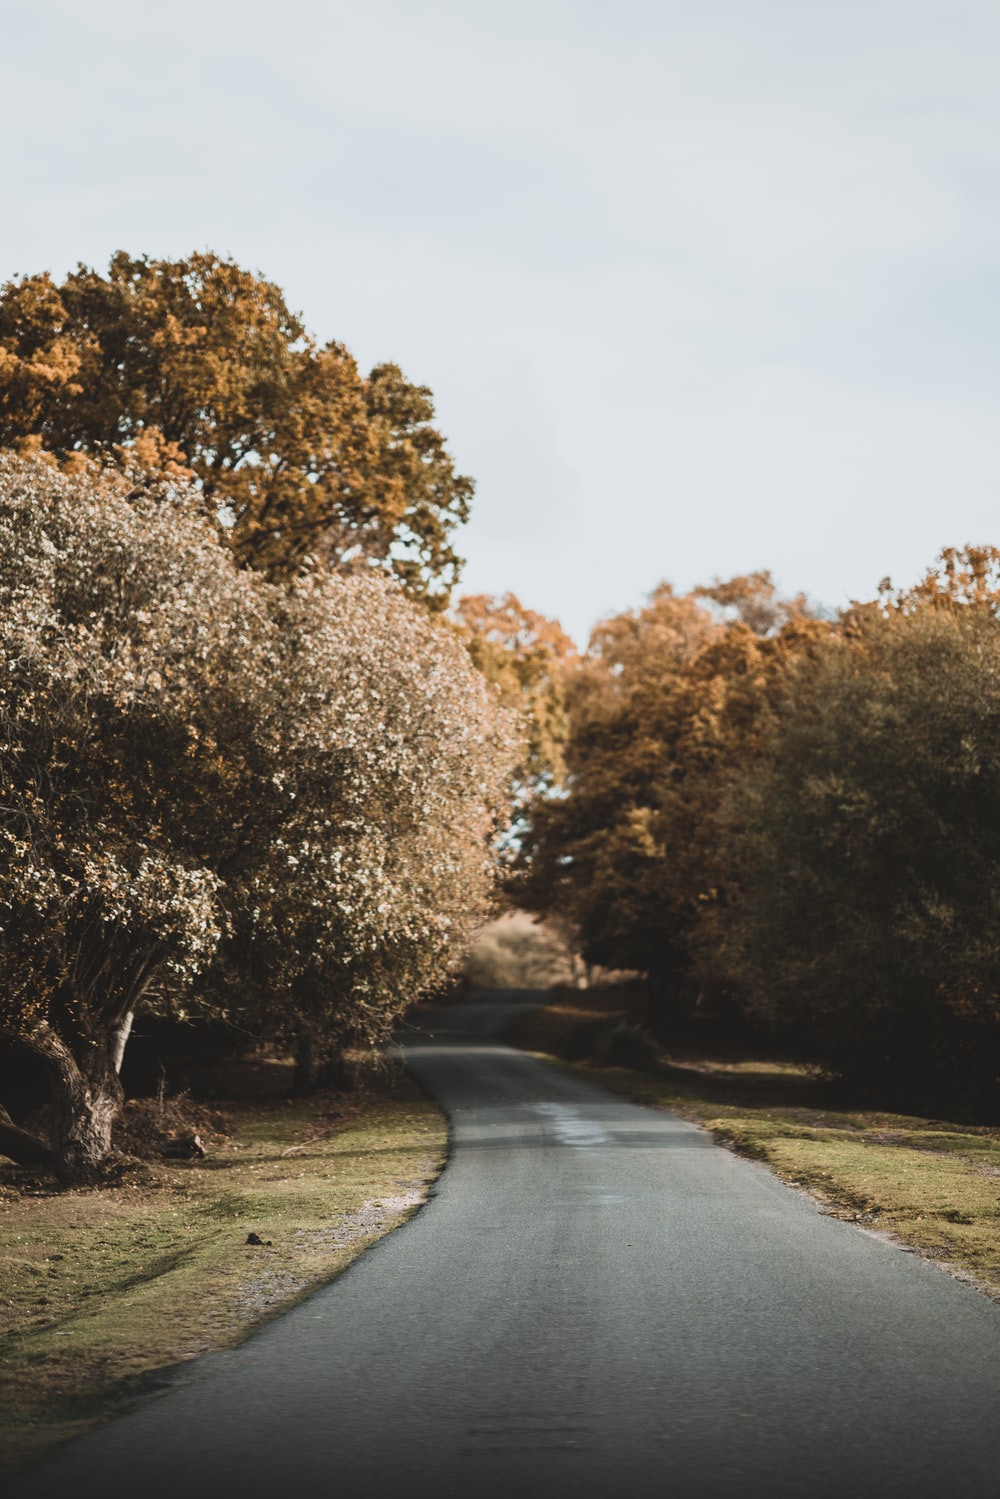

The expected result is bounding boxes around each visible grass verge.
[0,1068,446,1476]
[509,1003,1000,1302]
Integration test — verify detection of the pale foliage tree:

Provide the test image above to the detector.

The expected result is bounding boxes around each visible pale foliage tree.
[217,574,518,1084]
[0,454,515,1174]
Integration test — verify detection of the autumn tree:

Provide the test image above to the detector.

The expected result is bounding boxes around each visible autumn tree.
[0,252,472,606]
[0,454,514,1175]
[867,545,1000,623]
[516,575,826,1020]
[453,591,577,787]
[693,569,811,636]
[515,584,714,1010]
[705,554,1000,1099]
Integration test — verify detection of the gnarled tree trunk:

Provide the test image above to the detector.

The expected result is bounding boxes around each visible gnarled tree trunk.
[29,1012,134,1178]
[49,1047,123,1177]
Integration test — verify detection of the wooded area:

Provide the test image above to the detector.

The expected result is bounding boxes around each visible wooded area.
[0,253,519,1177]
[1,248,998,1184]
[516,559,1000,1113]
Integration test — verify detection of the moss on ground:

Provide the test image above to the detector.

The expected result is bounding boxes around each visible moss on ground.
[0,1070,447,1475]
[509,1004,1000,1302]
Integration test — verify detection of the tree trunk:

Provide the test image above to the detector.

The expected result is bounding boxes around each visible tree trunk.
[293,1027,319,1097]
[110,1011,134,1073]
[29,1012,134,1178]
[48,1045,124,1178]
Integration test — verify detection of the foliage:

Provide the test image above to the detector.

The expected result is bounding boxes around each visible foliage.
[453,591,577,787]
[516,575,826,1014]
[0,252,472,607]
[516,584,717,989]
[0,451,256,1176]
[704,598,1000,1095]
[876,545,1000,616]
[693,569,811,635]
[462,911,580,991]
[0,453,515,1173]
[515,551,1000,1100]
[215,573,518,1055]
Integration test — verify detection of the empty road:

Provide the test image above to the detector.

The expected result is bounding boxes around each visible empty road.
[15,993,1000,1498]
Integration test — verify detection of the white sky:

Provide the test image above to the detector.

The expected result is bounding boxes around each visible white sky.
[3,0,999,643]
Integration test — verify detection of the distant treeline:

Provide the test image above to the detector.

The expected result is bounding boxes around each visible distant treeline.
[515,559,1000,1111]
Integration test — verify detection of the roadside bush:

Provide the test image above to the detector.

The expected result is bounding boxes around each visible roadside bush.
[112,1096,230,1161]
[601,1021,661,1071]
[505,1004,626,1062]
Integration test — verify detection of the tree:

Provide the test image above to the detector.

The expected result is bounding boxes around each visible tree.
[0,453,515,1175]
[0,252,472,607]
[0,453,262,1173]
[515,584,719,1007]
[876,545,1000,616]
[453,591,577,786]
[706,577,1000,1099]
[693,569,811,636]
[516,579,826,1021]
[213,574,518,1090]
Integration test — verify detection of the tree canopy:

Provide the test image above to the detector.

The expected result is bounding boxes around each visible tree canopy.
[0,252,472,607]
[706,568,1000,1097]
[453,591,577,788]
[514,555,1000,1105]
[0,452,514,1175]
[515,575,827,1015]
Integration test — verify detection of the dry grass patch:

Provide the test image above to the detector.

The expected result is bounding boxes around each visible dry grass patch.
[0,1069,446,1476]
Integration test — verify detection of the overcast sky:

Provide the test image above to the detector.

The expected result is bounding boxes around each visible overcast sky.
[4,0,999,643]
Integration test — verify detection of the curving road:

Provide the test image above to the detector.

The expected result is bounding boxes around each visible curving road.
[14,992,1000,1499]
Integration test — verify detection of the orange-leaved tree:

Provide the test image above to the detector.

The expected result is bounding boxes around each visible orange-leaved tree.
[516,574,826,1020]
[453,591,578,789]
[0,252,472,607]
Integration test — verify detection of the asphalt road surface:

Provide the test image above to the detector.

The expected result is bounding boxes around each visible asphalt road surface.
[14,992,1000,1499]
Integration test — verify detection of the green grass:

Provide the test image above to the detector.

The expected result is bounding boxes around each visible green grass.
[0,1071,447,1475]
[509,1004,1000,1301]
